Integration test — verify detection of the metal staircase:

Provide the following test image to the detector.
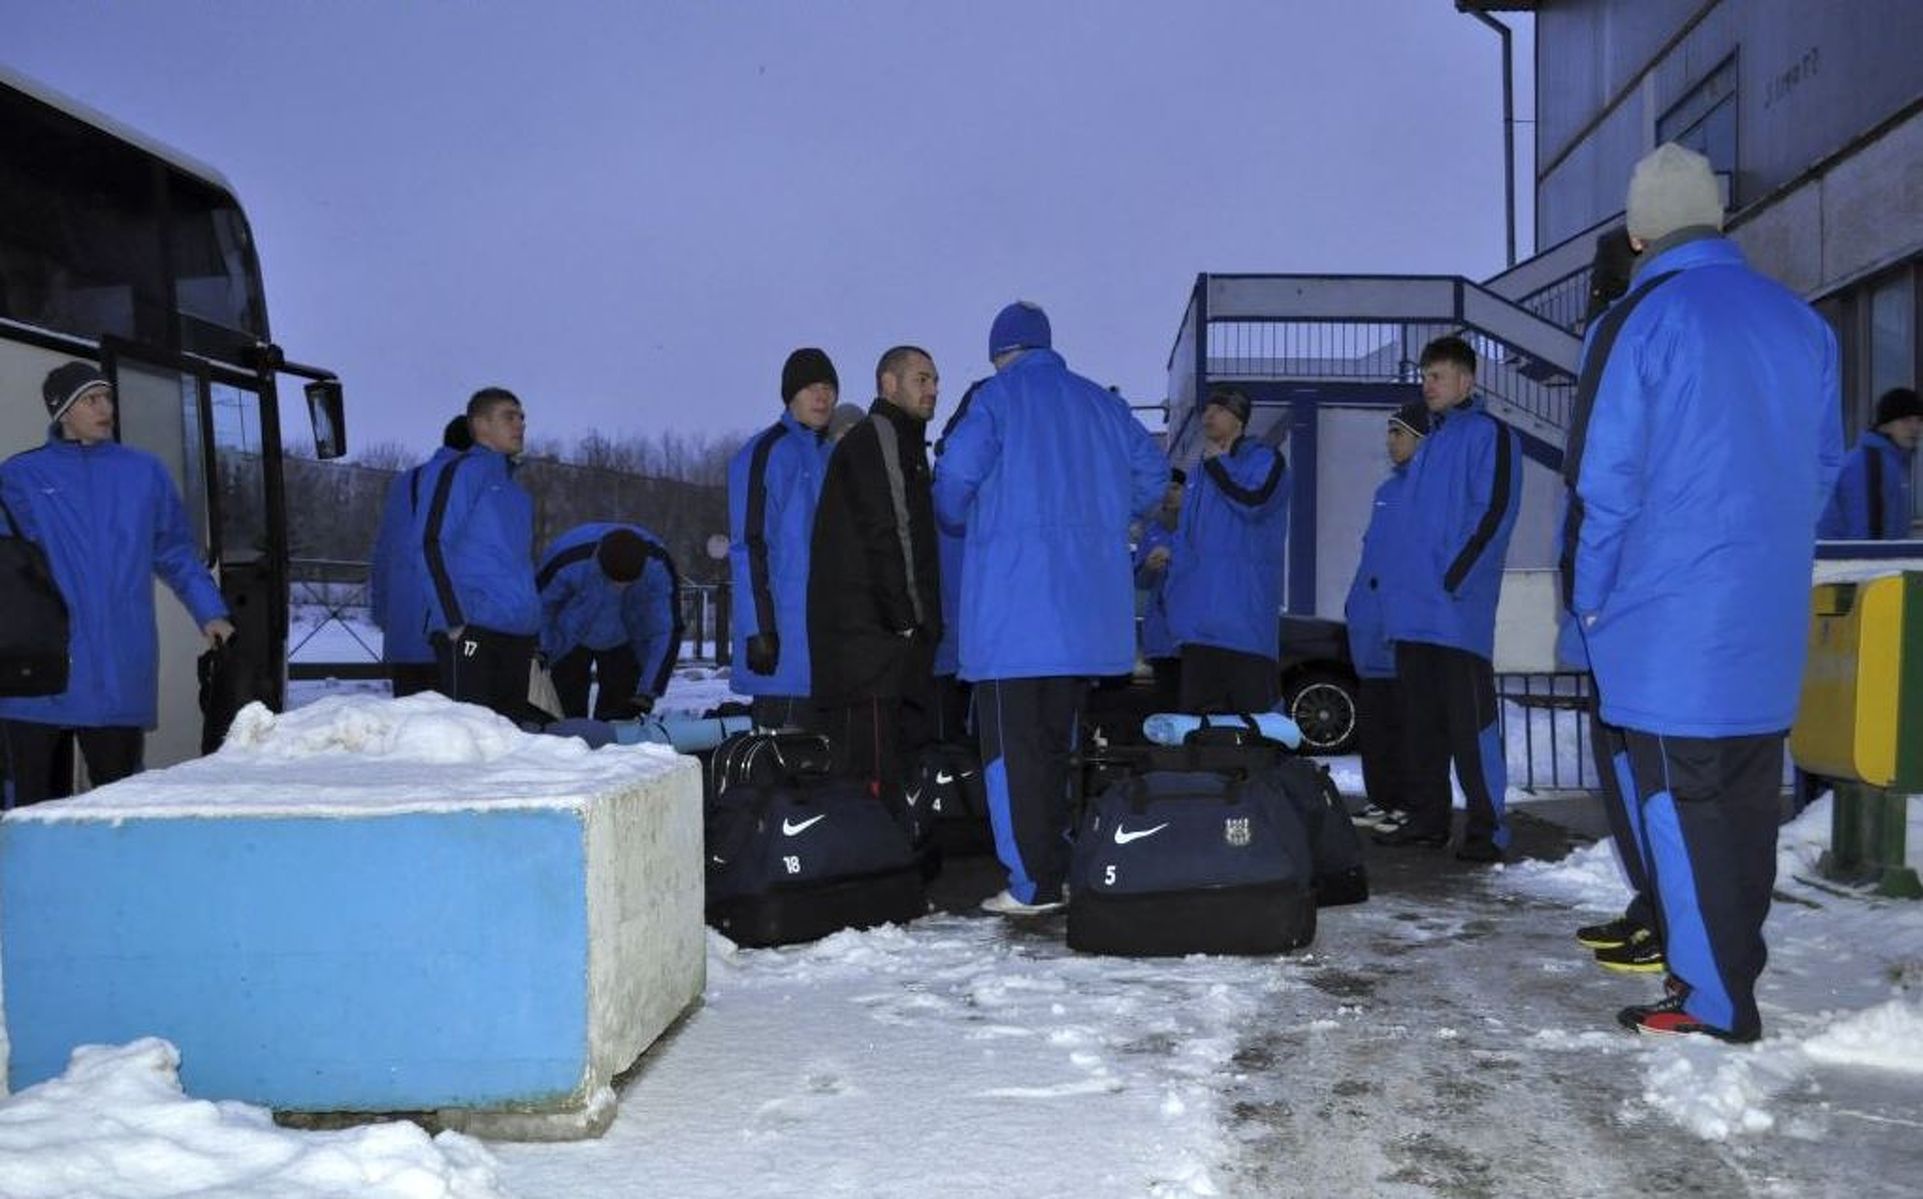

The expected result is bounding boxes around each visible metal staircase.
[1165,214,1628,469]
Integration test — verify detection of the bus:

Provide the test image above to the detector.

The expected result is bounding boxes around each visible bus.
[1,66,347,774]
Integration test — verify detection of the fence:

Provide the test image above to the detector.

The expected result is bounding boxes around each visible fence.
[1496,672,1598,792]
[286,559,731,681]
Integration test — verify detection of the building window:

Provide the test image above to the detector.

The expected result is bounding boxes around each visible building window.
[1658,55,1739,205]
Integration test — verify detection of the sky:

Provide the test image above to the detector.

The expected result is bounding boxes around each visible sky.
[1,0,1536,459]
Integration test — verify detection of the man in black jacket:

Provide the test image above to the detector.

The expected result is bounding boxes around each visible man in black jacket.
[808,346,943,812]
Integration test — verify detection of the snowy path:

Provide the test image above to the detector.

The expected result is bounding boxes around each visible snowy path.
[487,813,1923,1198]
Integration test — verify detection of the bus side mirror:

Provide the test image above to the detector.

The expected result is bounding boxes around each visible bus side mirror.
[304,379,346,460]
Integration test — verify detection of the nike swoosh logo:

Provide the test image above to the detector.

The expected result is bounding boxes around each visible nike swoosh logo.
[1112,822,1170,845]
[782,815,826,836]
[904,788,922,808]
[934,770,955,785]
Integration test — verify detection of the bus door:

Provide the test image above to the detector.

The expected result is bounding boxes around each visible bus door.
[100,340,288,764]
[99,342,216,771]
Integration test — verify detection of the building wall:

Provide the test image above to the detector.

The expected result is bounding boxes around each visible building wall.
[1536,0,1923,247]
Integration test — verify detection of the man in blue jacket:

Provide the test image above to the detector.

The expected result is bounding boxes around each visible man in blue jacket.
[418,387,541,722]
[1818,387,1920,540]
[1164,389,1289,713]
[1133,468,1185,710]
[1377,336,1522,862]
[1567,143,1842,1043]
[369,415,471,697]
[1344,401,1428,831]
[728,347,837,729]
[1,363,233,807]
[934,301,1168,915]
[537,523,682,720]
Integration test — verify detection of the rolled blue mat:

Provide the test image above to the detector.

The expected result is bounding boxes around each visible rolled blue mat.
[1141,711,1303,750]
[543,713,753,753]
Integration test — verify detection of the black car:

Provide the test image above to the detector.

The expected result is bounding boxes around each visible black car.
[1094,613,1362,757]
[1275,614,1360,756]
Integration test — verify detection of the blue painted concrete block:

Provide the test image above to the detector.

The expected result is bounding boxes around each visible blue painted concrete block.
[1,762,705,1129]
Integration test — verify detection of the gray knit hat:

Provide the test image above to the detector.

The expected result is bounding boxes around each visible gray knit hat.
[1626,142,1724,243]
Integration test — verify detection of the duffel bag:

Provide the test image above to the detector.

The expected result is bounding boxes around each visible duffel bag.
[706,770,926,948]
[1066,764,1315,957]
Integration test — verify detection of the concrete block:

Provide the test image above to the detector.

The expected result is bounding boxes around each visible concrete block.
[1,751,703,1138]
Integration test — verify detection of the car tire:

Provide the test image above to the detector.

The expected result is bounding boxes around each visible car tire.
[1282,668,1359,756]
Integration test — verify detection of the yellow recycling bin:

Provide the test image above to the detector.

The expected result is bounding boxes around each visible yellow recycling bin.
[1790,572,1923,898]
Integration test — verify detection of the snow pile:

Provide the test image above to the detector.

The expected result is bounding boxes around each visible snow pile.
[1800,995,1923,1071]
[1637,1039,1799,1141]
[8,693,688,821]
[1490,836,1630,912]
[223,693,543,765]
[0,1039,504,1199]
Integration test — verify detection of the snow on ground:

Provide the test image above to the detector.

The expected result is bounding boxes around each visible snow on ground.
[7,666,1923,1194]
[1493,793,1923,1145]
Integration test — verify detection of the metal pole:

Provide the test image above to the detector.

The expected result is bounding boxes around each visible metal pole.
[1466,9,1518,268]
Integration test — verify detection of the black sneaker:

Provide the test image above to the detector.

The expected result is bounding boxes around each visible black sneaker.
[1454,839,1503,864]
[1373,825,1448,848]
[1593,927,1665,973]
[1575,916,1645,950]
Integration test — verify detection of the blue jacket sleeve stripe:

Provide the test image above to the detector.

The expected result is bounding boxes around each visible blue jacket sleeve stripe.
[1445,420,1513,593]
[1867,446,1887,537]
[1559,270,1682,610]
[536,542,596,593]
[1203,448,1285,507]
[744,426,785,641]
[422,455,469,630]
[637,540,685,697]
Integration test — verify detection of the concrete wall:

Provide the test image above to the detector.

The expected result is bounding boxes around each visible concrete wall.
[1536,0,1923,248]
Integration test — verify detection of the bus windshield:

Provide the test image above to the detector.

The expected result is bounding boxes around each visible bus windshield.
[0,78,268,356]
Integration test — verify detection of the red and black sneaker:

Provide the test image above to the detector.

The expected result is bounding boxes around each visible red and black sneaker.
[1627,1006,1758,1044]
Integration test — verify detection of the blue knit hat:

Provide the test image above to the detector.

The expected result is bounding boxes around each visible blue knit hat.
[989,301,1051,360]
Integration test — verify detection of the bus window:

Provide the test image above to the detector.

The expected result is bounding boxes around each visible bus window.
[210,381,269,565]
[113,357,211,560]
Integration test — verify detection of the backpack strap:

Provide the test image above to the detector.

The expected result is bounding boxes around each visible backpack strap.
[0,493,23,539]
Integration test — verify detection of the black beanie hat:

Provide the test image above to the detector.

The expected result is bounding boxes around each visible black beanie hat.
[1389,401,1431,439]
[781,348,838,404]
[442,415,474,451]
[1205,388,1252,426]
[596,529,648,583]
[42,362,110,422]
[1875,387,1923,429]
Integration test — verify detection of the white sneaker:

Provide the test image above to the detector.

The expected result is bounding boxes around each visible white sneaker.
[1373,809,1410,833]
[1355,803,1392,827]
[980,889,1066,916]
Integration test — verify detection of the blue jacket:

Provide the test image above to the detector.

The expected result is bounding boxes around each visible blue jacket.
[1344,466,1409,679]
[932,348,1167,680]
[1817,431,1910,540]
[1566,236,1843,736]
[537,522,683,699]
[369,446,461,664]
[931,381,984,678]
[0,436,227,729]
[1133,519,1177,660]
[417,448,540,637]
[728,411,832,696]
[1381,397,1520,661]
[1164,438,1289,661]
